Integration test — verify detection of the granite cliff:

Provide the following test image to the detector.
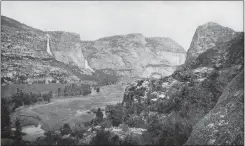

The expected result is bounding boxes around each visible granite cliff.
[1,16,89,84]
[185,22,236,65]
[81,34,186,78]
[1,16,187,85]
[120,22,244,145]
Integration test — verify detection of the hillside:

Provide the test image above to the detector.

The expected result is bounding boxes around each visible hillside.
[1,16,186,87]
[1,16,83,85]
[83,23,243,145]
[81,33,186,78]
[1,18,243,145]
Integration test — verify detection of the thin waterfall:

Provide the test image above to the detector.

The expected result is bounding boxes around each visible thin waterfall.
[46,34,53,56]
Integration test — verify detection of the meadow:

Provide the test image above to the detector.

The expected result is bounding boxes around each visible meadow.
[10,84,125,131]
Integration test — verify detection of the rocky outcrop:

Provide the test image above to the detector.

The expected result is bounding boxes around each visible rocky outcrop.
[81,33,186,78]
[185,70,244,145]
[185,22,236,65]
[1,16,87,84]
[121,23,244,145]
[47,31,92,75]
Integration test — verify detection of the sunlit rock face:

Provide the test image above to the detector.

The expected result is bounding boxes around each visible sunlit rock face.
[185,22,236,65]
[47,31,93,75]
[1,16,81,83]
[81,33,186,78]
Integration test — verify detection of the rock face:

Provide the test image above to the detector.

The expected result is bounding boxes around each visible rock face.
[1,16,186,84]
[121,22,243,145]
[47,31,92,75]
[185,70,244,145]
[1,16,91,84]
[184,31,244,145]
[81,33,186,78]
[185,22,236,65]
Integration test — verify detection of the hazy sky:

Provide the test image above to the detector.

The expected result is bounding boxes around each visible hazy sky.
[2,1,243,50]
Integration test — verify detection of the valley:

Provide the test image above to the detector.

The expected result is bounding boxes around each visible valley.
[11,84,125,140]
[1,12,243,146]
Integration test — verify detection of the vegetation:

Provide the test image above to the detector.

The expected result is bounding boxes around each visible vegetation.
[105,103,124,126]
[57,83,91,96]
[93,69,118,86]
[14,118,22,141]
[1,98,12,138]
[8,88,53,111]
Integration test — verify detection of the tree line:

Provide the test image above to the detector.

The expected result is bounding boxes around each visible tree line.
[57,83,92,96]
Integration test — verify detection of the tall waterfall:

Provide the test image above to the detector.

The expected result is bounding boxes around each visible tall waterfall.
[85,59,95,72]
[46,34,53,56]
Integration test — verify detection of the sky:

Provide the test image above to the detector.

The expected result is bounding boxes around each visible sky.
[1,1,243,50]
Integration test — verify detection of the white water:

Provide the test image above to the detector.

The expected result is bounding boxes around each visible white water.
[85,59,95,72]
[22,124,45,141]
[46,34,53,56]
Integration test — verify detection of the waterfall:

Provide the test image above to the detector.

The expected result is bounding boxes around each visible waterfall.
[46,34,53,56]
[85,59,95,72]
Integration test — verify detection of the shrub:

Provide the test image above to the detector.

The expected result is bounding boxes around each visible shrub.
[121,134,139,145]
[72,124,87,139]
[100,119,112,129]
[43,91,53,103]
[90,129,113,145]
[61,123,72,135]
[119,123,129,132]
[105,103,124,126]
[18,75,28,83]
[125,115,146,128]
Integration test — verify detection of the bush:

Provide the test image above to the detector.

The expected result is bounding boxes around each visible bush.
[119,123,129,132]
[125,115,146,128]
[72,124,87,139]
[43,91,52,103]
[92,69,118,86]
[121,134,139,145]
[90,129,113,145]
[105,103,124,126]
[61,123,72,135]
[100,119,112,129]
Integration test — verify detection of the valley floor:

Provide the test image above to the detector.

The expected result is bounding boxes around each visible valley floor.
[11,84,125,134]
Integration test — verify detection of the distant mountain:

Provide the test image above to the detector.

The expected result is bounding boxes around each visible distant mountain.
[1,15,187,85]
[81,33,186,78]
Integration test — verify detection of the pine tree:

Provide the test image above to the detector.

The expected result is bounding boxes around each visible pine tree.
[57,88,62,96]
[1,98,11,138]
[14,118,22,141]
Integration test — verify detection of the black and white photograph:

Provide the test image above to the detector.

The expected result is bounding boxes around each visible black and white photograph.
[1,1,244,145]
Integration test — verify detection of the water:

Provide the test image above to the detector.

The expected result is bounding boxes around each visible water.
[22,124,45,141]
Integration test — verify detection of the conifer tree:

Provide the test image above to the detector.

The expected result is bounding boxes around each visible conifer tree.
[14,118,22,141]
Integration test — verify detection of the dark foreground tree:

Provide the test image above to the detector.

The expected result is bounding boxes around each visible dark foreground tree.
[96,87,100,93]
[1,98,11,138]
[96,108,104,122]
[14,118,22,141]
[61,123,72,135]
